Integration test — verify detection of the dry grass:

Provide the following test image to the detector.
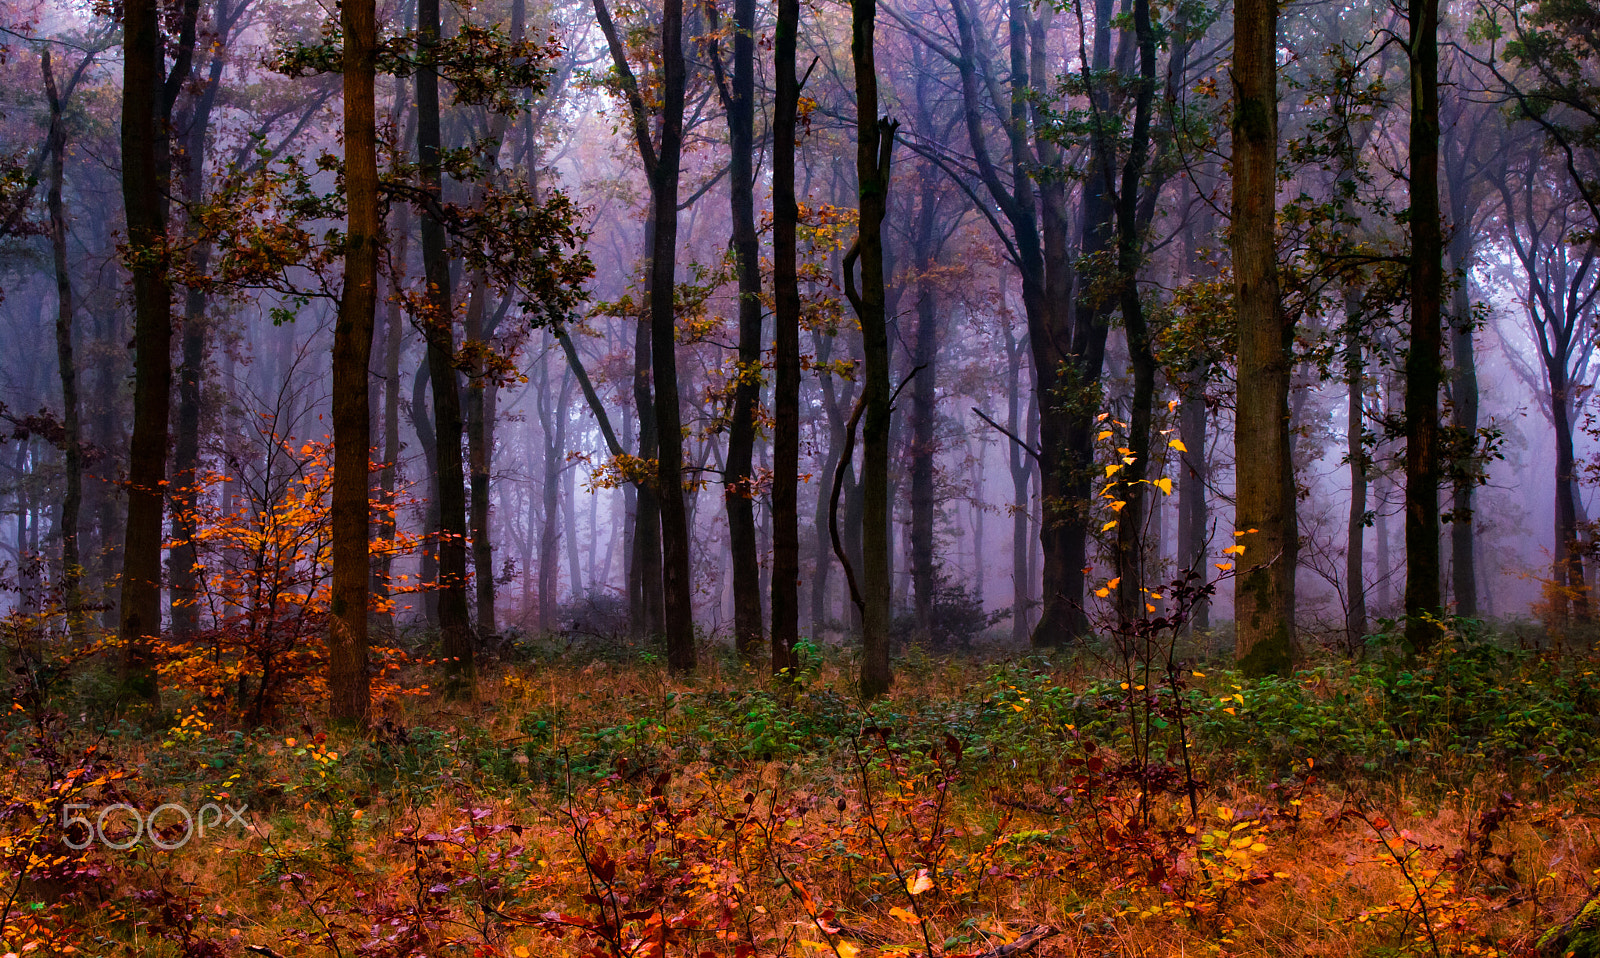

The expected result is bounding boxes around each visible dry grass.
[5,655,1598,957]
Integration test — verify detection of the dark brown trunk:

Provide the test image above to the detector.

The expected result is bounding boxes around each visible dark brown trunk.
[43,52,83,640]
[329,0,379,724]
[1345,299,1368,651]
[651,0,695,672]
[908,176,940,643]
[118,0,200,703]
[418,0,475,695]
[1447,223,1479,617]
[1404,0,1444,651]
[1232,0,1296,676]
[710,0,765,663]
[464,274,498,638]
[846,0,896,699]
[771,0,803,675]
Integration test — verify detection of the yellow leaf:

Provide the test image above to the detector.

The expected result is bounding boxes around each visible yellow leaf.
[1215,562,1233,571]
[1193,670,1206,678]
[1098,430,1114,440]
[839,944,862,958]
[1101,520,1118,531]
[1107,577,1121,589]
[1156,477,1173,495]
[1169,438,1188,452]
[515,949,531,958]
[907,871,934,895]
[1110,499,1127,512]
[1105,463,1123,478]
[1223,544,1247,555]
[1094,587,1110,598]
[890,905,921,924]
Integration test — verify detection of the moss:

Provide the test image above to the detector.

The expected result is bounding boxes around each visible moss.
[1540,892,1600,958]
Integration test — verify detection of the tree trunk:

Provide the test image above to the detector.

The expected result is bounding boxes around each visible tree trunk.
[908,177,940,643]
[329,0,379,724]
[715,0,765,663]
[652,0,695,673]
[771,0,803,675]
[1346,298,1368,651]
[464,274,498,638]
[1404,0,1444,651]
[118,0,196,703]
[43,52,83,641]
[1232,0,1296,676]
[847,0,896,699]
[1448,227,1479,617]
[418,0,474,696]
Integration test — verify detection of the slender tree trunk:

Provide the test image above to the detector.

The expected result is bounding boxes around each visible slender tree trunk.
[464,274,498,637]
[373,200,408,636]
[418,0,474,695]
[649,0,696,672]
[118,0,194,703]
[847,0,896,698]
[329,0,379,724]
[1004,324,1033,645]
[908,181,940,643]
[1553,377,1591,621]
[1232,0,1296,675]
[714,0,765,663]
[771,0,802,674]
[1448,227,1479,616]
[1404,0,1444,650]
[43,52,83,641]
[1178,381,1208,630]
[1110,0,1158,628]
[1345,299,1368,651]
[168,9,228,640]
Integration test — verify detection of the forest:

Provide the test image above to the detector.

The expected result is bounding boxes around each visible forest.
[2,0,1600,952]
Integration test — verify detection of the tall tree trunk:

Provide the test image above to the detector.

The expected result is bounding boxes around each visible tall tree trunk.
[651,0,696,673]
[908,179,940,643]
[168,5,229,640]
[43,52,83,641]
[1448,227,1479,616]
[418,0,474,695]
[464,275,498,637]
[847,0,896,698]
[1232,0,1296,676]
[329,0,379,724]
[1553,376,1591,621]
[373,199,409,636]
[1109,0,1159,628]
[1178,380,1208,630]
[715,0,765,663]
[1345,298,1368,651]
[118,0,199,703]
[771,0,802,675]
[412,362,442,628]
[1404,0,1444,651]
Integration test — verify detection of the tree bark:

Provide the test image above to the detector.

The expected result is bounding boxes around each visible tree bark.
[1404,0,1445,651]
[847,0,896,699]
[652,0,696,673]
[711,0,766,664]
[329,0,379,725]
[118,0,200,703]
[418,0,475,695]
[771,0,802,675]
[43,52,83,641]
[1232,0,1296,676]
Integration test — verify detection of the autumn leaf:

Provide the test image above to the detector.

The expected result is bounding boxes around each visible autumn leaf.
[1169,438,1188,452]
[907,871,934,895]
[890,905,921,924]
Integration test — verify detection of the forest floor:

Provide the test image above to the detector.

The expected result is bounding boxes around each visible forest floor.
[5,627,1600,957]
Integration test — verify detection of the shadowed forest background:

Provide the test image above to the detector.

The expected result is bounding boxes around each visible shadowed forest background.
[3,0,1600,953]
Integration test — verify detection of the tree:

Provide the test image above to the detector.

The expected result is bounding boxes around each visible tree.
[846,0,897,699]
[1232,0,1297,675]
[118,0,201,704]
[1404,0,1445,651]
[771,0,803,675]
[416,0,475,698]
[328,0,380,725]
[710,0,766,664]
